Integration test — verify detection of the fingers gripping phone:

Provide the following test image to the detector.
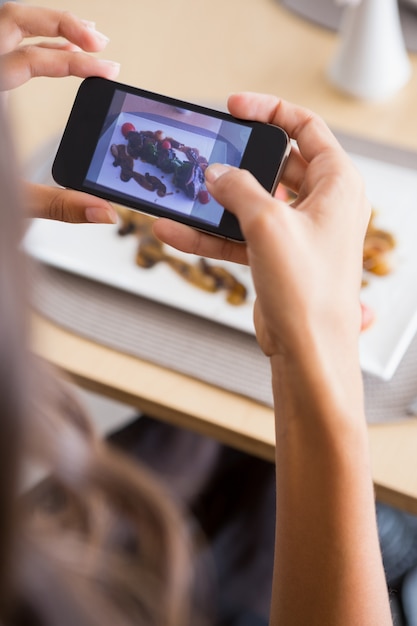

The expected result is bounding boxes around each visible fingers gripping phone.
[52,78,290,242]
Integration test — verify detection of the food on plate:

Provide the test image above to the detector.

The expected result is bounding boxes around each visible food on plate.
[362,209,396,281]
[198,189,210,204]
[111,144,169,197]
[359,211,396,329]
[116,206,248,305]
[121,122,136,138]
[111,122,211,202]
[114,192,396,315]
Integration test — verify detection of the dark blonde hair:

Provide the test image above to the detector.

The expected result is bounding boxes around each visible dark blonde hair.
[0,91,195,626]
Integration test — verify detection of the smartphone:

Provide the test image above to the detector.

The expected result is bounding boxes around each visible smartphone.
[52,77,290,242]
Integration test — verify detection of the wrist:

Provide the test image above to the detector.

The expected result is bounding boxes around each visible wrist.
[270,329,366,435]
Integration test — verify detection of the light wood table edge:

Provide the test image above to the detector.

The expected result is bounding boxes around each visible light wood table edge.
[32,312,417,514]
[31,312,277,461]
[374,484,417,516]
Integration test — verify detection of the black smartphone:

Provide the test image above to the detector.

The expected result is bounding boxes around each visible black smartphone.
[52,77,290,242]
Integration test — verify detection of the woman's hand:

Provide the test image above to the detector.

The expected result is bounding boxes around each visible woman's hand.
[154,92,371,360]
[0,2,119,224]
[0,2,120,88]
[157,93,391,626]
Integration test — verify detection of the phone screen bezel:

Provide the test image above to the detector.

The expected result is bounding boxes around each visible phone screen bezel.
[52,77,290,242]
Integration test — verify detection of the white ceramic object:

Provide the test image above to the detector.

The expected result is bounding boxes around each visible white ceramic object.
[328,0,412,100]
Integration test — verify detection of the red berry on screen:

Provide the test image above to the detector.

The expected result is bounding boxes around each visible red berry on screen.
[121,122,136,138]
[198,189,210,204]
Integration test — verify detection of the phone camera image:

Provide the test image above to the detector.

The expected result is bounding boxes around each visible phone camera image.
[84,89,252,228]
[52,78,290,241]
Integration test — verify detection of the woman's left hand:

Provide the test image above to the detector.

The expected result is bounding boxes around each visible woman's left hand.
[0,2,120,88]
[0,2,119,223]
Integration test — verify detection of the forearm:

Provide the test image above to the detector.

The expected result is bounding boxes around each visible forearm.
[268,347,392,626]
[153,91,392,623]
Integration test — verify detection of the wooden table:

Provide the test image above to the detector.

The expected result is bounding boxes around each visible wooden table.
[10,0,417,514]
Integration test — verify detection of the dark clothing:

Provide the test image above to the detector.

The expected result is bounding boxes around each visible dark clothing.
[108,415,273,626]
[109,415,417,626]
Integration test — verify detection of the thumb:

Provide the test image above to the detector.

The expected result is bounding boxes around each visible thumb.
[205,164,276,235]
[24,183,118,224]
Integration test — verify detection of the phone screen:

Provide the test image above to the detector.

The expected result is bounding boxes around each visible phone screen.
[83,89,253,227]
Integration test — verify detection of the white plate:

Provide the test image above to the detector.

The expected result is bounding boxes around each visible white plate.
[353,153,417,379]
[24,217,256,334]
[23,142,417,380]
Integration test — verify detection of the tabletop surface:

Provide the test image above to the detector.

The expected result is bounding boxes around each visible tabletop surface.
[10,0,417,514]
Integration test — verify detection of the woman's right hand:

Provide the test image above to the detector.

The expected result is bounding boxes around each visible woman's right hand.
[154,92,371,362]
[156,93,392,626]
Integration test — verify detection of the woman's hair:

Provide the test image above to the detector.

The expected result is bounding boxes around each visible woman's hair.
[0,92,196,626]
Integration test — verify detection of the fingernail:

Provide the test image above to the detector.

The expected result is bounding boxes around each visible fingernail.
[82,21,110,44]
[94,30,110,45]
[81,19,96,29]
[85,207,117,224]
[205,163,231,183]
[97,59,121,78]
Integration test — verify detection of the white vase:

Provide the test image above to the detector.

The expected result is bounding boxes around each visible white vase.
[328,0,412,101]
